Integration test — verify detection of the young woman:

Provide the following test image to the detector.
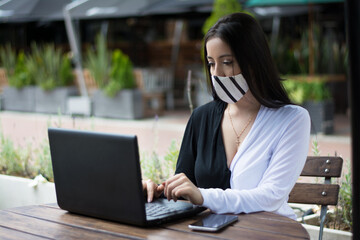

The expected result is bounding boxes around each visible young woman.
[143,12,310,220]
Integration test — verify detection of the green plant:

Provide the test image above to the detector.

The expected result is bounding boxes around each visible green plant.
[202,0,247,36]
[309,140,352,232]
[84,34,111,88]
[104,49,135,97]
[85,34,136,97]
[0,130,35,178]
[319,162,352,232]
[34,139,53,182]
[163,140,180,179]
[8,51,34,88]
[282,77,331,105]
[0,127,53,181]
[27,43,74,90]
[271,37,301,75]
[140,151,164,184]
[273,23,347,76]
[0,43,16,76]
[140,140,179,183]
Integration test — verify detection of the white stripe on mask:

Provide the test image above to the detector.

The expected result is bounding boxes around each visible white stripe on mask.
[211,73,249,103]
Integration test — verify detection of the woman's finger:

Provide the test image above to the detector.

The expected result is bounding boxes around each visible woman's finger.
[146,180,155,202]
[164,174,186,200]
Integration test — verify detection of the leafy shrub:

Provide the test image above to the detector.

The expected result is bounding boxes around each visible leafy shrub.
[331,164,352,231]
[202,0,246,36]
[85,34,136,97]
[310,140,352,232]
[0,131,34,178]
[0,44,16,77]
[0,128,52,181]
[282,78,331,104]
[28,43,74,90]
[105,49,135,97]
[7,51,34,88]
[1,44,73,90]
[84,34,111,89]
[140,140,179,183]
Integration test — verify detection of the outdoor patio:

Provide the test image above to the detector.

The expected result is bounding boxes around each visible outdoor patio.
[0,109,351,162]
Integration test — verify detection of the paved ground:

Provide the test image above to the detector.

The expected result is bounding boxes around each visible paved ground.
[0,109,352,171]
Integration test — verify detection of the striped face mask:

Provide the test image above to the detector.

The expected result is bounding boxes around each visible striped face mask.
[211,73,249,103]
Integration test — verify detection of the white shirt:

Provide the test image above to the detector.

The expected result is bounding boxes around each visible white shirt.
[199,104,311,219]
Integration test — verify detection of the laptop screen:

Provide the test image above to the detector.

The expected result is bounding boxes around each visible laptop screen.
[48,128,147,225]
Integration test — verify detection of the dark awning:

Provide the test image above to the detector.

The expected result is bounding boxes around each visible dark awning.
[0,0,71,23]
[246,0,343,7]
[140,0,214,15]
[67,0,155,20]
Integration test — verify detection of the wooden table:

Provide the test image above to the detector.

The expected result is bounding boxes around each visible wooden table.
[0,203,310,239]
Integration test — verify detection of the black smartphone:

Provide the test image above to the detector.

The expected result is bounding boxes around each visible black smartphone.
[188,214,238,232]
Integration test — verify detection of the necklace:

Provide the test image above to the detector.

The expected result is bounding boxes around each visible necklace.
[228,106,253,148]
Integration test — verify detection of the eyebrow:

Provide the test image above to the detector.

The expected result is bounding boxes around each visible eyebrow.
[207,54,233,60]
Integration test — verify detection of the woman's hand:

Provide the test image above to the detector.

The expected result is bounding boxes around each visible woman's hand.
[163,173,204,205]
[142,179,164,203]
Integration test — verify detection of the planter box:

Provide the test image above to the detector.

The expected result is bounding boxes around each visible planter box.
[92,89,143,119]
[67,96,92,117]
[2,86,36,112]
[35,86,78,115]
[302,223,352,240]
[303,100,334,135]
[0,174,56,210]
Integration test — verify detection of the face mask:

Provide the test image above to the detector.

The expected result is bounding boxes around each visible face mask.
[211,73,249,103]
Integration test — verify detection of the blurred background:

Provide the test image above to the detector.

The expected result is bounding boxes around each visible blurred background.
[0,0,348,119]
[0,1,354,236]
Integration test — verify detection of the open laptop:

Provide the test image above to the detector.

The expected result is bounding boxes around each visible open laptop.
[48,127,205,226]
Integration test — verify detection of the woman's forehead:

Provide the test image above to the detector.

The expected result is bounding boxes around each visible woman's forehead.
[206,37,233,58]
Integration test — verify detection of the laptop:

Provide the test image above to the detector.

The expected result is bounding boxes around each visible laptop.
[48,127,205,226]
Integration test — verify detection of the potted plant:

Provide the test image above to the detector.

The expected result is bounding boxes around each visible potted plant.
[28,43,78,115]
[0,131,56,210]
[86,34,143,119]
[1,46,37,112]
[1,44,78,114]
[283,76,334,134]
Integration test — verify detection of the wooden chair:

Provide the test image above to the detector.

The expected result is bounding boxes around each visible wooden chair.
[72,69,98,97]
[289,156,343,240]
[0,68,8,93]
[134,67,174,117]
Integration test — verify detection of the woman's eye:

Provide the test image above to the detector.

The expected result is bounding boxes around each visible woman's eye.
[208,62,215,67]
[223,61,233,65]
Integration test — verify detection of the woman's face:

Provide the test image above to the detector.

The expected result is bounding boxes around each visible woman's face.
[206,37,241,77]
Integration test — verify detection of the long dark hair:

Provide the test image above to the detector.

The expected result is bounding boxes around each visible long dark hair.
[204,13,292,108]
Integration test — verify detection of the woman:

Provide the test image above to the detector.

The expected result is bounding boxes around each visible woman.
[143,12,310,220]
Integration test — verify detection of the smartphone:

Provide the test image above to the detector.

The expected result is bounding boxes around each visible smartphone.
[188,214,238,232]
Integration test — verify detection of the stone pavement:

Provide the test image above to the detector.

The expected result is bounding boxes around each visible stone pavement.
[0,110,352,170]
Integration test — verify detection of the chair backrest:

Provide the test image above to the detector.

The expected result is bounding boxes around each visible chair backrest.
[135,67,173,93]
[289,156,343,240]
[0,68,8,93]
[289,156,343,205]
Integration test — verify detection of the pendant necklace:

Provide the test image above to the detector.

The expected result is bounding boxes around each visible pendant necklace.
[228,105,253,148]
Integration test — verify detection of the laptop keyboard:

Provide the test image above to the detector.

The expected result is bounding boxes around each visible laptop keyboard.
[145,199,193,218]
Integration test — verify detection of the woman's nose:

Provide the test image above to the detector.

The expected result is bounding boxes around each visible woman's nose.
[212,64,224,76]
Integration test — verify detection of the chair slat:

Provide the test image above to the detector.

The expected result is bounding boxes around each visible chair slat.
[301,156,343,177]
[289,183,339,205]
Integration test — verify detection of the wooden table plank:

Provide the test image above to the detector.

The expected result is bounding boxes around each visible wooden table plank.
[0,211,128,240]
[237,212,310,238]
[1,204,310,240]
[5,205,214,240]
[162,211,309,240]
[0,226,49,240]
